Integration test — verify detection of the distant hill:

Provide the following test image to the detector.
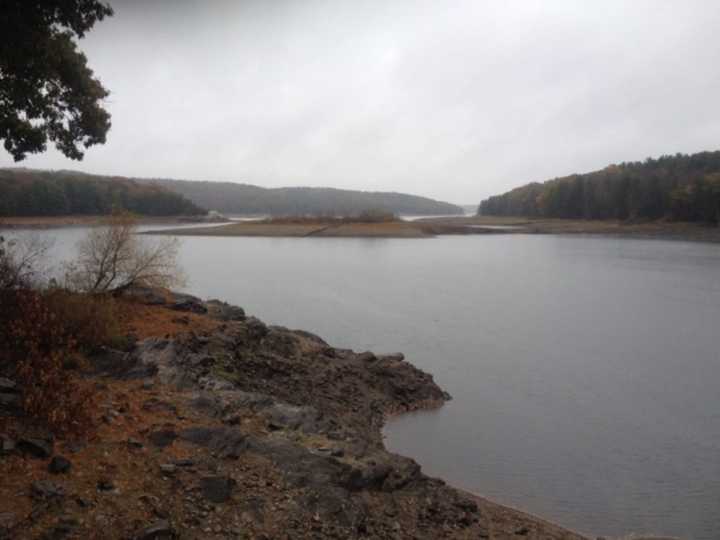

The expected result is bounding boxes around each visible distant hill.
[0,169,205,217]
[478,151,720,224]
[139,178,463,216]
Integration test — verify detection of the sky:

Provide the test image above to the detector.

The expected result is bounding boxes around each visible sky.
[6,0,720,204]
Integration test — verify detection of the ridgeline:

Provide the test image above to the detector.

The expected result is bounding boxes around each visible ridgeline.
[139,178,463,216]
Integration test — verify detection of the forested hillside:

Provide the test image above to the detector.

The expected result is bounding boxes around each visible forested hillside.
[141,178,463,216]
[0,169,205,217]
[479,151,720,224]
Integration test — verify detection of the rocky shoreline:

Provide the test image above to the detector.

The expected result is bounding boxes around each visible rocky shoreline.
[0,288,587,539]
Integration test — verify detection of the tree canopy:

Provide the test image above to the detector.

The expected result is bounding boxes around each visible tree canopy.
[478,151,720,224]
[0,168,206,217]
[0,1,113,161]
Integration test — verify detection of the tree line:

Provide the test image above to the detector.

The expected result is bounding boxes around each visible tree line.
[478,151,720,224]
[0,169,205,217]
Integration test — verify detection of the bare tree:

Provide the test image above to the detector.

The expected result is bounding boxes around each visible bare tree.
[65,212,184,293]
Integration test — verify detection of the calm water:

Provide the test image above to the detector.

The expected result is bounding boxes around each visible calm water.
[13,227,720,539]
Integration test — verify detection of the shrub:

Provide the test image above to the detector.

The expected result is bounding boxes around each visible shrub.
[1,290,96,435]
[43,289,124,353]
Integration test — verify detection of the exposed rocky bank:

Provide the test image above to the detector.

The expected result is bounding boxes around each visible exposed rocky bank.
[0,288,587,539]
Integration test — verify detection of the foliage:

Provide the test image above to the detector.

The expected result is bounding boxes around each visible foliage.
[43,289,123,353]
[478,151,720,224]
[0,289,96,435]
[0,1,113,161]
[65,211,184,293]
[0,168,205,217]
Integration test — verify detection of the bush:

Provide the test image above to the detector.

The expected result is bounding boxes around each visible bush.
[43,289,124,353]
[1,290,96,435]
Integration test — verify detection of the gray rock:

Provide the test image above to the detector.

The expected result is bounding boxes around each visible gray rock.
[48,456,72,474]
[18,437,53,458]
[179,426,248,459]
[31,480,65,500]
[356,351,376,363]
[136,519,175,539]
[0,377,17,393]
[205,300,246,321]
[148,429,178,448]
[199,476,236,503]
[0,436,15,454]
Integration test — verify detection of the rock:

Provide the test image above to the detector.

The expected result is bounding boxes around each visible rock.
[205,300,246,321]
[199,476,236,503]
[515,526,530,535]
[0,377,17,393]
[160,464,177,476]
[0,435,15,454]
[127,437,144,449]
[246,317,268,339]
[148,429,178,448]
[48,456,72,474]
[136,519,175,539]
[356,351,376,363]
[90,347,159,380]
[181,426,249,459]
[0,512,16,530]
[378,353,405,362]
[17,436,53,458]
[97,479,115,492]
[0,392,19,411]
[169,293,207,314]
[31,480,65,500]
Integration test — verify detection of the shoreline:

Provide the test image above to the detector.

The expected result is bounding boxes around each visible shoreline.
[4,214,718,244]
[1,287,589,539]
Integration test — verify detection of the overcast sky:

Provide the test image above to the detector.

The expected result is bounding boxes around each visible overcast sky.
[6,0,720,204]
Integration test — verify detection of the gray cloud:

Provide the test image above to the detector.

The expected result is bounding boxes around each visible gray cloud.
[7,0,720,203]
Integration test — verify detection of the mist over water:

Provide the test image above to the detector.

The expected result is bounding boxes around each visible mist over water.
[28,228,720,539]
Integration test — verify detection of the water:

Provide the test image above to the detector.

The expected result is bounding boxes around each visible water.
[9,226,720,539]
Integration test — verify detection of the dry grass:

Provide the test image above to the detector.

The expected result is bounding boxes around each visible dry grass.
[116,299,222,340]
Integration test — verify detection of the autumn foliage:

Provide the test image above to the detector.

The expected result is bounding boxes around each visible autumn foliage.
[0,289,96,435]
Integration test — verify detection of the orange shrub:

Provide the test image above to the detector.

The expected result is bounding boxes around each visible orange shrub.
[1,290,96,436]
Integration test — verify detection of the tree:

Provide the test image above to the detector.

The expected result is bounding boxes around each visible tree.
[0,1,113,161]
[65,212,184,293]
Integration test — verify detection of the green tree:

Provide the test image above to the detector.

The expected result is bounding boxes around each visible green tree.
[0,1,113,161]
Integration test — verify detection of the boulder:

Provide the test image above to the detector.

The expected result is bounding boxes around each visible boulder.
[205,299,246,321]
[48,456,72,474]
[0,377,17,393]
[17,436,53,459]
[169,293,207,314]
[148,429,178,448]
[136,519,175,540]
[199,476,236,503]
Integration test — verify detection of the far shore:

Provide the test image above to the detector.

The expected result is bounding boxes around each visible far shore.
[421,215,720,243]
[0,215,226,230]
